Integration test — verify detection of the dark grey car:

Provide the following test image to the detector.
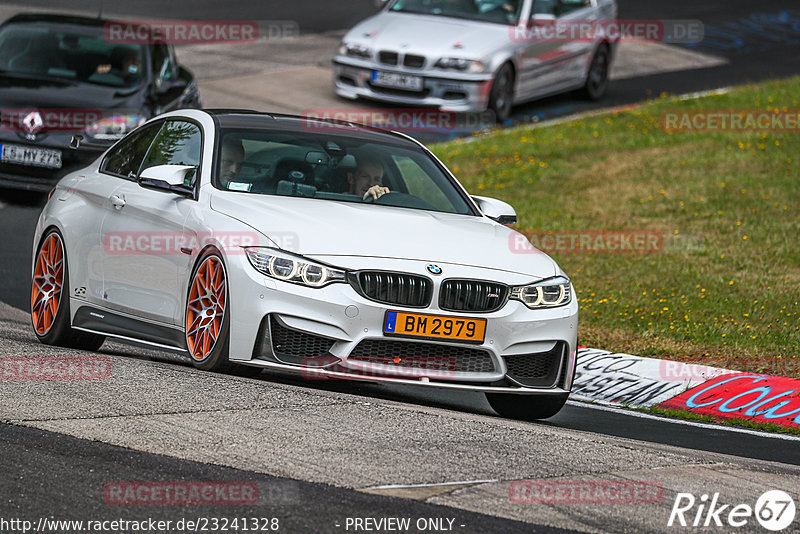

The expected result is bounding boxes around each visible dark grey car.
[0,13,201,192]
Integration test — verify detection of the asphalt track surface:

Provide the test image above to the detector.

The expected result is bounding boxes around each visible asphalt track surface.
[1,1,800,532]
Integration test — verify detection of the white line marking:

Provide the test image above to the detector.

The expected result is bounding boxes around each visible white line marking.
[567,400,800,442]
[364,479,498,490]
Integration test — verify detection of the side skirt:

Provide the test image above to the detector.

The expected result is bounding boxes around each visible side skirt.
[72,305,187,352]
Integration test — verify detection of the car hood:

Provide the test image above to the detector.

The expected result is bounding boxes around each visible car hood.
[210,193,557,279]
[0,72,142,109]
[345,12,513,60]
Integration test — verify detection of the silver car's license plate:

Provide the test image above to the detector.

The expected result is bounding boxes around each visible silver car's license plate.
[372,70,423,91]
[0,144,62,169]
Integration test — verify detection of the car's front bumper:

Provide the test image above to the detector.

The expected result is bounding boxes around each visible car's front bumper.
[333,58,494,113]
[226,254,578,394]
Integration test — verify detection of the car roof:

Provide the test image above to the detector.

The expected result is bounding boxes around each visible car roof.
[2,13,111,28]
[205,109,424,147]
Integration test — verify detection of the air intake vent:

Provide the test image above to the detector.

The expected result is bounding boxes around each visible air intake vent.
[503,342,566,388]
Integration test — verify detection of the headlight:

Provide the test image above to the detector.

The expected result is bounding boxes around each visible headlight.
[338,42,373,59]
[244,247,346,288]
[85,114,145,141]
[434,57,485,73]
[510,276,572,309]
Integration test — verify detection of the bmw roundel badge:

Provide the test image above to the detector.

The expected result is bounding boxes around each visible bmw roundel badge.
[426,264,442,275]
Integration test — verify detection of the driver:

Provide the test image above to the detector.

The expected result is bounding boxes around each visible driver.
[219,136,245,188]
[348,153,390,201]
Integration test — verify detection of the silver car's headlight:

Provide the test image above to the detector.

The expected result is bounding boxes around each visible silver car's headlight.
[434,57,485,73]
[338,41,373,59]
[510,276,572,309]
[245,247,346,288]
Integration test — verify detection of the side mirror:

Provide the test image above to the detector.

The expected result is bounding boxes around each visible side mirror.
[155,77,188,96]
[472,195,517,226]
[138,164,196,197]
[373,0,390,9]
[528,13,556,28]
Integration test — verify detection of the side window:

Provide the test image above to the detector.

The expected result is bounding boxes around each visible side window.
[139,120,202,186]
[151,44,176,84]
[531,0,559,16]
[559,0,591,15]
[392,155,452,212]
[101,123,160,179]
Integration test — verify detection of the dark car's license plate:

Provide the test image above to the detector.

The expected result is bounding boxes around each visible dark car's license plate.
[0,143,62,169]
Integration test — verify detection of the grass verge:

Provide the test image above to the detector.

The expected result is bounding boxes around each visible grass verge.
[431,76,800,378]
[646,406,800,436]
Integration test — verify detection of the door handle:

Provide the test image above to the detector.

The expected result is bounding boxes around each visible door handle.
[110,194,126,209]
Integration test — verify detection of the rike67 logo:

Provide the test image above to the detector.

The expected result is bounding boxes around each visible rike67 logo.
[668,490,796,531]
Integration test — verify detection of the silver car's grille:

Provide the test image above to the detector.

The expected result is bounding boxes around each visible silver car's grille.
[503,342,566,388]
[378,50,399,65]
[403,54,425,68]
[353,271,432,307]
[348,339,496,373]
[439,279,509,313]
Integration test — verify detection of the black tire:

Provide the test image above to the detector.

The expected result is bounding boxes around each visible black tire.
[580,44,610,101]
[485,392,569,421]
[488,63,515,123]
[185,250,262,378]
[31,229,106,351]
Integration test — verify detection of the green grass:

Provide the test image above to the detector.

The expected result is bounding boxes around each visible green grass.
[431,77,800,377]
[646,407,800,436]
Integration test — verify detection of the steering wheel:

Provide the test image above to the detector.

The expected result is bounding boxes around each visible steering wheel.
[363,191,437,210]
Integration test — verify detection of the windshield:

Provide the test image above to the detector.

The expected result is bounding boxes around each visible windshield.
[390,0,524,24]
[214,129,475,215]
[0,23,145,87]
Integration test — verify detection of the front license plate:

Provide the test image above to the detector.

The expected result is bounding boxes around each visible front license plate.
[371,70,423,91]
[384,311,486,343]
[0,143,62,169]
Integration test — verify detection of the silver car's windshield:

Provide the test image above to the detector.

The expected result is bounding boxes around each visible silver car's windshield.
[214,129,474,215]
[390,0,524,24]
[0,23,145,88]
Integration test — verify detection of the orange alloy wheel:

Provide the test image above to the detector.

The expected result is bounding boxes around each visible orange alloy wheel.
[186,256,227,361]
[31,233,65,335]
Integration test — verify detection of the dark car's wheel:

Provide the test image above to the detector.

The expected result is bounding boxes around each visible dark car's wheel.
[31,230,105,351]
[488,63,515,123]
[485,392,569,421]
[580,44,610,101]
[185,251,261,377]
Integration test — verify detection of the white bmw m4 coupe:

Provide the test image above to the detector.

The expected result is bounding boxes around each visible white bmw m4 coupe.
[31,109,577,419]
